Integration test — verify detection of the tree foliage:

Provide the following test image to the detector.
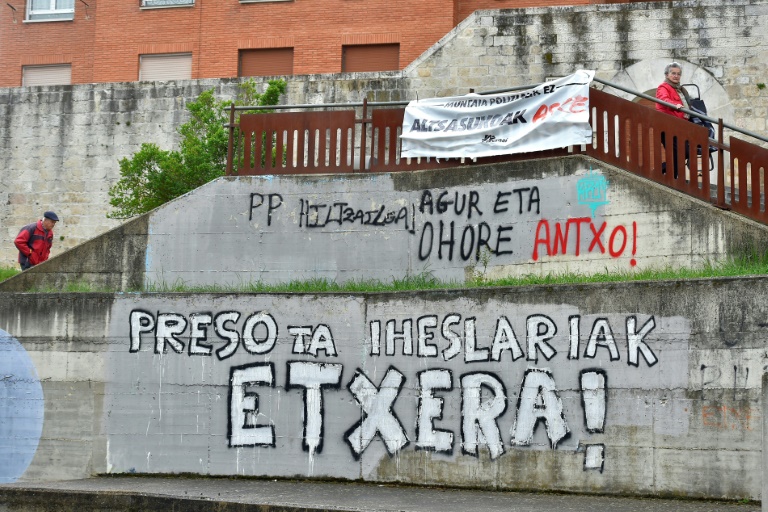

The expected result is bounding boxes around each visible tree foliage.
[108,79,287,219]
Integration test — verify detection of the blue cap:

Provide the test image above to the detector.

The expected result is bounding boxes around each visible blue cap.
[43,211,59,222]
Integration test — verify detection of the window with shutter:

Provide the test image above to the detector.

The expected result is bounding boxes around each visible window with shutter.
[239,48,294,77]
[139,53,193,82]
[22,64,72,86]
[341,44,399,73]
[140,0,195,7]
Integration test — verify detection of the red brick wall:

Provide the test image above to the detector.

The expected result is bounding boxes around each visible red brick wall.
[0,3,96,86]
[0,0,455,86]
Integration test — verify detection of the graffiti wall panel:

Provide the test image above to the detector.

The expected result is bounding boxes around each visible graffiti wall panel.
[102,292,691,491]
[3,277,768,497]
[145,161,692,288]
[141,157,762,291]
[106,295,367,479]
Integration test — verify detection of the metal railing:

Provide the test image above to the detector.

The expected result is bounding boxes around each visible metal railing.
[226,80,768,224]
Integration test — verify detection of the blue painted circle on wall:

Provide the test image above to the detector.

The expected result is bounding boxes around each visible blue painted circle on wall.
[0,328,44,483]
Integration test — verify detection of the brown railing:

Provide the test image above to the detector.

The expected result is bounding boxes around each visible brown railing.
[227,99,572,175]
[227,88,768,224]
[587,88,716,202]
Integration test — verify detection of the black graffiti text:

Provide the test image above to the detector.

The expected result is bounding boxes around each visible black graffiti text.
[249,193,284,225]
[129,310,339,360]
[369,314,658,366]
[228,363,584,461]
[299,199,416,232]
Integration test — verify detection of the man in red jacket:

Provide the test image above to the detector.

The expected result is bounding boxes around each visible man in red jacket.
[15,211,59,271]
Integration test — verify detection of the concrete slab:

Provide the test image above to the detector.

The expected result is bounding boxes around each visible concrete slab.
[0,477,760,512]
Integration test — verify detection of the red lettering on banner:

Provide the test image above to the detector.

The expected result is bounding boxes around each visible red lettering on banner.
[532,219,638,267]
[532,96,590,123]
[532,105,550,123]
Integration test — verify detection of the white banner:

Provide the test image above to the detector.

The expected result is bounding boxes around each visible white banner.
[401,70,595,158]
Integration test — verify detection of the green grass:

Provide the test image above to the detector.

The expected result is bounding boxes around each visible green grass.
[0,266,20,282]
[144,273,451,294]
[26,281,116,293]
[140,252,768,294]
[5,251,768,293]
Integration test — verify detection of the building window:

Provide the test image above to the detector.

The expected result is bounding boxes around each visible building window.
[139,53,192,81]
[140,0,194,7]
[26,0,74,21]
[342,44,399,73]
[22,64,72,86]
[239,48,294,77]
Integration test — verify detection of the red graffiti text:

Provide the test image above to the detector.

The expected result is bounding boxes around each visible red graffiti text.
[532,218,637,266]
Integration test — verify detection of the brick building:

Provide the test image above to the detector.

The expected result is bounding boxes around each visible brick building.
[1,0,620,87]
[0,0,521,87]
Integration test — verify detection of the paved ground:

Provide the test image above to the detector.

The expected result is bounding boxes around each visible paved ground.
[0,477,761,512]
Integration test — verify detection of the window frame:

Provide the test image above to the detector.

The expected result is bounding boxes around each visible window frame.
[238,48,295,78]
[139,52,193,82]
[22,63,73,86]
[139,0,195,9]
[341,43,400,73]
[239,0,292,4]
[26,0,75,22]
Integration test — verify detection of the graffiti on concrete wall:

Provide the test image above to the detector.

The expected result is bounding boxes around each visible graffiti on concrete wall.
[532,219,637,266]
[246,169,639,269]
[126,307,665,474]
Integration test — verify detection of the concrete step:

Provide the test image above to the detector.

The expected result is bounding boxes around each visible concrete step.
[0,477,759,512]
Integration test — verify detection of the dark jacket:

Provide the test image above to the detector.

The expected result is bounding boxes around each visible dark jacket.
[15,220,53,267]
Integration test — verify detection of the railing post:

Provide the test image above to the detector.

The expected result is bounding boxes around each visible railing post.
[226,103,236,176]
[359,98,368,173]
[716,117,725,208]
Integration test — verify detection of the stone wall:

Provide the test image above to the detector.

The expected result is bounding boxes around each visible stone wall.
[0,277,766,500]
[0,75,410,267]
[1,0,767,267]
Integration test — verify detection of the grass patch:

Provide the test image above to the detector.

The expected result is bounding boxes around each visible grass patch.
[28,280,116,293]
[6,251,768,293]
[144,273,452,294]
[0,266,20,282]
[139,252,768,294]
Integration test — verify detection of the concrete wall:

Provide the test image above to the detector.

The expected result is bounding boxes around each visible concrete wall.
[4,156,768,292]
[2,0,767,267]
[0,277,766,499]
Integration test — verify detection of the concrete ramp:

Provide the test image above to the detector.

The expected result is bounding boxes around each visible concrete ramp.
[3,155,768,292]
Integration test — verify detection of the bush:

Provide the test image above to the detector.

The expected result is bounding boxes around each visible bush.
[108,79,287,219]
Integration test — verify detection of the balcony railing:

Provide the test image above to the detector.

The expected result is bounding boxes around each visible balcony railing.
[226,83,768,226]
